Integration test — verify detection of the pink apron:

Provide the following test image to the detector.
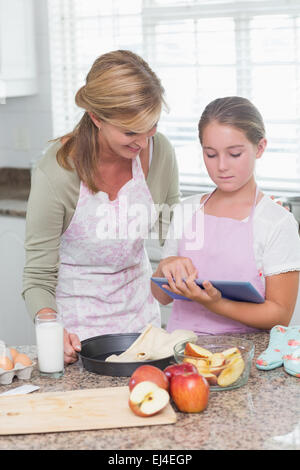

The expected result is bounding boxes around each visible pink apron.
[56,156,161,340]
[167,187,265,335]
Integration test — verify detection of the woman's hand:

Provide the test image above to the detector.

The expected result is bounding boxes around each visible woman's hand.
[64,329,81,365]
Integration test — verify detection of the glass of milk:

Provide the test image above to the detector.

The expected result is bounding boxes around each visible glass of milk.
[35,312,64,378]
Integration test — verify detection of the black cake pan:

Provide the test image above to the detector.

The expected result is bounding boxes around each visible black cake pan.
[79,333,174,377]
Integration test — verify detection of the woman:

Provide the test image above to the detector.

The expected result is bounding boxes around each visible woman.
[22,50,180,364]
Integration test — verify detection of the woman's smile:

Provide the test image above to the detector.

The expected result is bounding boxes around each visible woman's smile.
[126,144,141,153]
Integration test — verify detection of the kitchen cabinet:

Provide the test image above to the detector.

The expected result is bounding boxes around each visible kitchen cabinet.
[0,0,37,98]
[0,215,35,345]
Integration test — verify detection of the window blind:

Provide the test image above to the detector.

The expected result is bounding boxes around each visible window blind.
[48,0,300,194]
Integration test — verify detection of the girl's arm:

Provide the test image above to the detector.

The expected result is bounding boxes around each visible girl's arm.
[216,271,299,328]
[164,271,299,329]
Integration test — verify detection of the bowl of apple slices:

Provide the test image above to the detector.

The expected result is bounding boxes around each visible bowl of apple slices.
[173,335,255,391]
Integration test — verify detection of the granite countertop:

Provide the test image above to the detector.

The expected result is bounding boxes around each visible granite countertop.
[0,168,30,217]
[0,332,299,450]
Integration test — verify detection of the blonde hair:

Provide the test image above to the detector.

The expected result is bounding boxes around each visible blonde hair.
[55,50,167,193]
[198,96,265,146]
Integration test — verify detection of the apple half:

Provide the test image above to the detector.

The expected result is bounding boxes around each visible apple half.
[128,381,170,417]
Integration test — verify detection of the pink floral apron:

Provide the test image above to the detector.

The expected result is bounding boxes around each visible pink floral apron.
[167,187,265,335]
[56,156,161,340]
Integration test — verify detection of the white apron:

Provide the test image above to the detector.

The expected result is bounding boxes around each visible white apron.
[56,155,161,340]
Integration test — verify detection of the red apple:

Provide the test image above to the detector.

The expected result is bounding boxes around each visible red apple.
[164,362,198,384]
[129,365,169,392]
[169,372,210,413]
[128,381,170,417]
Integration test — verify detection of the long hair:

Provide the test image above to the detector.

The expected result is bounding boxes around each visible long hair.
[55,50,167,193]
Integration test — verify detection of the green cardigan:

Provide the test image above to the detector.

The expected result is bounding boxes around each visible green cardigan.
[22,132,180,320]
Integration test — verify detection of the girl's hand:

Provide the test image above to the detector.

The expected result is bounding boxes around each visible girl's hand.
[163,275,222,307]
[64,329,81,364]
[158,256,198,293]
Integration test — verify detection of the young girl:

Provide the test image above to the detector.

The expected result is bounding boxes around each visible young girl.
[152,96,300,334]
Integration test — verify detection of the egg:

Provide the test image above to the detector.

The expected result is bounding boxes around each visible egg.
[9,347,18,361]
[13,353,32,367]
[0,356,14,370]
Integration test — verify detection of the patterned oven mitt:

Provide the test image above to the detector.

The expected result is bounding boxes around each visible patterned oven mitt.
[256,325,300,377]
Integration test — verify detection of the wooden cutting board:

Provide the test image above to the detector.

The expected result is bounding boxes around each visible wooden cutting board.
[0,386,176,435]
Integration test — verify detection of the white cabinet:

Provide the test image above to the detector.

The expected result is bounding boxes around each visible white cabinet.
[0,215,35,345]
[0,0,37,98]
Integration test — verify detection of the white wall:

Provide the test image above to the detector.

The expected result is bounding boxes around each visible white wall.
[0,0,52,169]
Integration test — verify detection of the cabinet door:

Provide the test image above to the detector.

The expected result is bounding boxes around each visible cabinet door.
[0,0,37,97]
[0,216,35,345]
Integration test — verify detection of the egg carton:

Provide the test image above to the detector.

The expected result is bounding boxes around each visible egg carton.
[0,363,34,385]
[0,341,34,385]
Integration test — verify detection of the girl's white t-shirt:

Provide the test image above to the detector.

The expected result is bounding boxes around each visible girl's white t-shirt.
[162,194,300,287]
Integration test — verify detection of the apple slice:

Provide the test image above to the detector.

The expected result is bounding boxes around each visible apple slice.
[183,358,217,385]
[128,381,170,417]
[183,357,209,369]
[210,353,225,367]
[209,366,225,377]
[209,353,225,368]
[221,347,242,361]
[188,360,210,374]
[217,356,245,387]
[208,353,226,376]
[197,369,218,386]
[184,343,213,359]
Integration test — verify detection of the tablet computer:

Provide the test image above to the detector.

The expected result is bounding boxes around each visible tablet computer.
[151,277,265,304]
